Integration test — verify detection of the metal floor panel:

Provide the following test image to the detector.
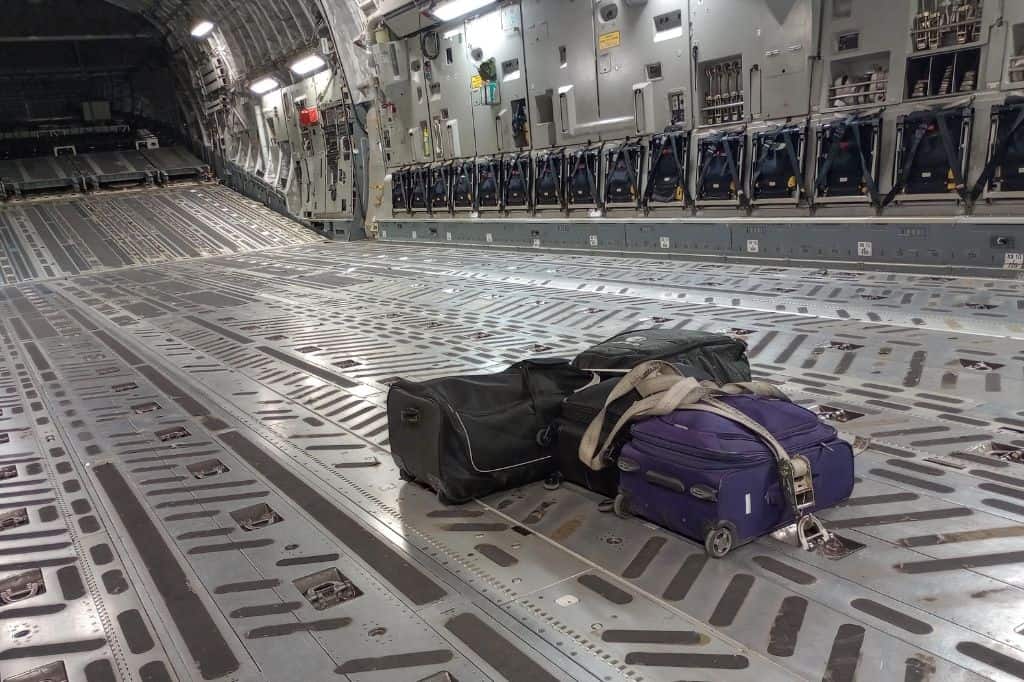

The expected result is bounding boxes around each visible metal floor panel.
[139,147,210,179]
[0,184,324,285]
[0,192,1023,681]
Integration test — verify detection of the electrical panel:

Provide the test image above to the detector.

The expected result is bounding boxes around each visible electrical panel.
[258,69,353,221]
[466,5,531,155]
[421,28,476,160]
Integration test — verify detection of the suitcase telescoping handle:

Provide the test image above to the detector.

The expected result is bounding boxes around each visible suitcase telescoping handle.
[579,360,831,551]
[401,408,420,424]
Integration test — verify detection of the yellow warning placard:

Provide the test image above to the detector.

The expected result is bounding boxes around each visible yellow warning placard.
[470,74,483,89]
[599,31,621,50]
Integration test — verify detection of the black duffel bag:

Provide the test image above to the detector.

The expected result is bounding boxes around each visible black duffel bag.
[572,328,751,383]
[387,359,593,504]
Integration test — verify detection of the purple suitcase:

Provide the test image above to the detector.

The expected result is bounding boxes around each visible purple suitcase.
[615,394,854,557]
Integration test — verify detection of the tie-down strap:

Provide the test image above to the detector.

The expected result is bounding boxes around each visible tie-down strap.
[578,360,789,470]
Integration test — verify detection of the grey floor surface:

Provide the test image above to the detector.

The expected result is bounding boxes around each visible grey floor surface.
[0,187,1023,681]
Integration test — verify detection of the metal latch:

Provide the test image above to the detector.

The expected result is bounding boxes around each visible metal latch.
[0,569,45,605]
[294,568,363,610]
[0,508,29,532]
[132,402,161,414]
[230,503,282,532]
[187,459,229,479]
[240,509,282,532]
[797,515,831,551]
[155,426,190,442]
[2,582,43,604]
[305,580,360,610]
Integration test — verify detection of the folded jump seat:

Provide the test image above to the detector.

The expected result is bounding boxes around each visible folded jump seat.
[604,141,644,209]
[972,96,1024,198]
[644,131,690,209]
[452,160,474,210]
[534,150,565,209]
[503,153,531,209]
[814,113,882,203]
[696,131,745,203]
[476,158,501,209]
[750,124,804,202]
[885,105,972,204]
[391,168,409,212]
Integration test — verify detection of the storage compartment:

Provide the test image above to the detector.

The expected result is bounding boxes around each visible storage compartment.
[905,46,980,100]
[828,52,890,108]
[911,0,982,52]
[698,55,744,125]
[1008,23,1024,83]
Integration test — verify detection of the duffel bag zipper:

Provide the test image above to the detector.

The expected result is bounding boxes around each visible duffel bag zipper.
[444,401,553,474]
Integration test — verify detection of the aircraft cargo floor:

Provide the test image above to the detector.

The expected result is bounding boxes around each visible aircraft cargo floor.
[0,186,1023,682]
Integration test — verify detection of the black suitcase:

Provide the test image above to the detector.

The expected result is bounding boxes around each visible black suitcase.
[572,328,751,383]
[551,364,714,498]
[552,379,625,498]
[387,359,592,503]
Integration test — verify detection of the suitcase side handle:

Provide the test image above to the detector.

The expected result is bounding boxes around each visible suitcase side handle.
[401,408,420,424]
[643,470,687,494]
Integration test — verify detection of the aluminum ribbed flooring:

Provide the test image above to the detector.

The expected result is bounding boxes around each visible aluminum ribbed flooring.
[1,197,1023,682]
[0,184,323,285]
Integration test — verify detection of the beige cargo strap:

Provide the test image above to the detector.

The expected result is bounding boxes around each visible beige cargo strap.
[578,361,789,471]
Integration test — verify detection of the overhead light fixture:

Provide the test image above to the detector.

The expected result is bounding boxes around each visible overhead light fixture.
[190,21,215,38]
[430,0,494,22]
[289,54,327,76]
[249,77,280,95]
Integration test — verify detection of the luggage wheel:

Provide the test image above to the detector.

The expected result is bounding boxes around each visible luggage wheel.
[797,514,831,551]
[398,469,416,482]
[612,493,631,519]
[543,474,562,491]
[704,524,735,559]
[536,426,556,448]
